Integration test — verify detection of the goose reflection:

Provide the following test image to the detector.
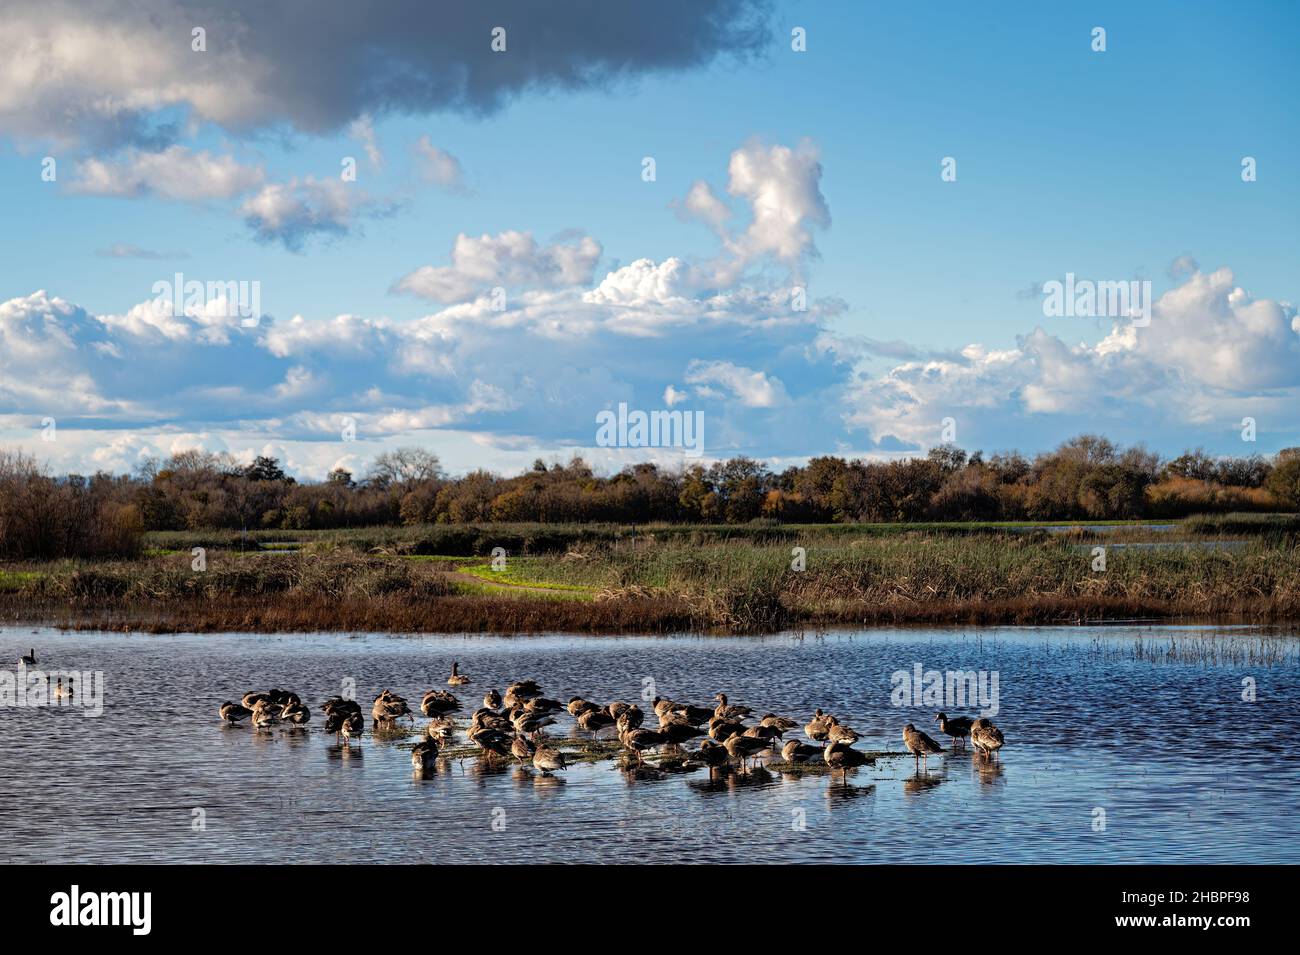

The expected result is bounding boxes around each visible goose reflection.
[903,771,943,795]
[972,752,1005,786]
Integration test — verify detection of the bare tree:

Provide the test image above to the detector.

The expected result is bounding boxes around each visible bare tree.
[365,447,444,488]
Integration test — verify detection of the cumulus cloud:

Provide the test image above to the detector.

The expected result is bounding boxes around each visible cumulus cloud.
[240,177,401,250]
[845,265,1300,451]
[670,139,830,284]
[68,146,264,199]
[348,114,383,169]
[685,360,788,407]
[0,0,773,148]
[393,231,602,302]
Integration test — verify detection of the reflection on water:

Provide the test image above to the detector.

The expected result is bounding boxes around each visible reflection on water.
[1,624,1297,863]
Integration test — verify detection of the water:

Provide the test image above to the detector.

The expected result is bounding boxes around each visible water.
[2,624,1297,864]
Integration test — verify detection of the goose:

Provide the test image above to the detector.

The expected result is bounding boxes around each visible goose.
[18,648,35,666]
[469,707,512,735]
[219,701,253,724]
[659,722,705,747]
[421,689,461,717]
[340,711,364,744]
[251,700,281,729]
[281,701,311,725]
[425,718,457,743]
[619,727,667,762]
[826,719,861,747]
[242,691,270,709]
[577,708,616,732]
[823,740,873,781]
[707,716,744,742]
[532,743,567,775]
[469,727,511,759]
[512,712,557,738]
[53,677,74,701]
[567,696,599,717]
[651,697,680,719]
[511,733,536,762]
[372,692,413,725]
[712,693,752,721]
[723,733,771,773]
[485,689,504,709]
[447,661,470,686]
[503,681,542,707]
[934,712,974,750]
[970,718,1005,759]
[743,724,784,742]
[695,739,731,775]
[411,738,439,770]
[323,710,345,741]
[804,708,833,742]
[611,703,643,728]
[523,697,563,716]
[781,739,822,763]
[903,723,944,770]
[761,713,799,731]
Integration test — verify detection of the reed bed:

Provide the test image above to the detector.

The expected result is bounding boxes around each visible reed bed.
[4,530,1300,633]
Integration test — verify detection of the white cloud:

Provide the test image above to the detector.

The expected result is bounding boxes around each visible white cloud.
[69,146,265,199]
[685,360,788,408]
[413,136,465,191]
[348,114,383,168]
[392,230,602,302]
[240,177,399,250]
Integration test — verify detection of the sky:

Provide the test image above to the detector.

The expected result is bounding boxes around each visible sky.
[1,0,1297,480]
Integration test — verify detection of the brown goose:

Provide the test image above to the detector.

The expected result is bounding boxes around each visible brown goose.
[743,724,784,742]
[484,689,503,709]
[611,703,643,728]
[723,733,771,773]
[660,722,705,747]
[780,739,822,763]
[577,708,616,732]
[567,696,599,717]
[19,648,36,666]
[281,701,311,725]
[421,689,461,716]
[713,693,752,721]
[469,727,511,759]
[503,681,542,708]
[934,712,974,750]
[903,723,944,769]
[250,699,281,729]
[510,733,536,762]
[761,713,799,731]
[532,743,567,775]
[242,691,270,709]
[804,708,833,742]
[340,711,364,744]
[219,701,253,724]
[823,740,873,781]
[447,661,470,686]
[619,727,667,762]
[411,738,439,770]
[425,717,456,743]
[970,718,1005,759]
[707,716,744,742]
[826,717,861,746]
[696,738,731,775]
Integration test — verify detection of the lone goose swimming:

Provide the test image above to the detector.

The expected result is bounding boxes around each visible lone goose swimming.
[447,661,470,686]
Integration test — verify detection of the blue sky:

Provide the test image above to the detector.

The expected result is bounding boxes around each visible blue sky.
[1,0,1297,478]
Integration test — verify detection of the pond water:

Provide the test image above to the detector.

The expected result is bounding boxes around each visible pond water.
[2,624,1297,864]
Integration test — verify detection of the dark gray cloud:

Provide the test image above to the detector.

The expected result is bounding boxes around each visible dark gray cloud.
[2,0,774,147]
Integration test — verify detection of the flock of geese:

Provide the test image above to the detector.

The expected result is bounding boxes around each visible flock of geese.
[218,661,1008,781]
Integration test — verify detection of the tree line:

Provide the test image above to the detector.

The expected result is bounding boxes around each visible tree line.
[2,436,1299,558]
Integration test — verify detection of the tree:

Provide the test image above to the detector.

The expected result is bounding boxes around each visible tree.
[244,456,288,482]
[366,448,444,488]
[1266,456,1300,508]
